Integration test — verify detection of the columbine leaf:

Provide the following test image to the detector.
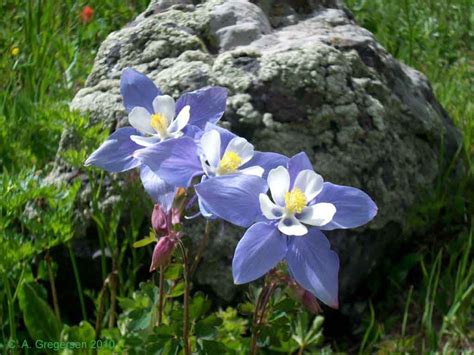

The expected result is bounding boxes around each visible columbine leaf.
[18,282,62,342]
[133,232,156,248]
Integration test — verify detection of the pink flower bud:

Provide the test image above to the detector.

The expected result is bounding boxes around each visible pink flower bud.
[149,236,176,272]
[301,290,322,314]
[287,278,323,314]
[151,204,168,235]
[151,204,181,236]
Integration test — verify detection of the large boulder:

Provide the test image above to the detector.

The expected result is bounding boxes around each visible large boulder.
[53,0,461,301]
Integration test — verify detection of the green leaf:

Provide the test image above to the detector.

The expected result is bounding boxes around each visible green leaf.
[133,233,156,248]
[195,315,222,339]
[164,264,183,280]
[61,321,95,343]
[190,293,211,320]
[128,309,152,332]
[18,282,62,341]
[237,302,254,314]
[198,340,230,354]
[168,281,185,298]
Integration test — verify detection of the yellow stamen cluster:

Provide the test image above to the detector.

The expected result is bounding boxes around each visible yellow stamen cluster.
[217,151,242,175]
[151,113,168,137]
[285,188,307,214]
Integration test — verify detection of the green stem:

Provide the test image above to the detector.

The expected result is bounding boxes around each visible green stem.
[189,220,211,277]
[3,274,15,341]
[45,253,61,322]
[89,171,107,282]
[177,240,191,355]
[298,345,305,355]
[98,226,108,282]
[95,277,109,340]
[108,271,118,328]
[68,243,87,320]
[157,265,166,327]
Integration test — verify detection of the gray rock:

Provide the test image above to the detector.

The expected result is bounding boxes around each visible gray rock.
[210,0,272,50]
[53,0,461,301]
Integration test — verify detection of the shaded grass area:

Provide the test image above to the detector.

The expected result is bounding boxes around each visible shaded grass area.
[0,0,472,353]
[343,0,473,352]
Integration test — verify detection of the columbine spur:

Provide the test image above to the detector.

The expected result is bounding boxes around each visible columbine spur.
[195,152,378,308]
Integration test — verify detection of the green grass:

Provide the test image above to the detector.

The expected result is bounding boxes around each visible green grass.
[0,0,472,353]
[344,0,473,352]
[0,0,148,169]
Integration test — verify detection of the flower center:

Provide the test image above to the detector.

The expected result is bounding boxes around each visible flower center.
[285,188,307,214]
[217,151,242,175]
[151,113,168,137]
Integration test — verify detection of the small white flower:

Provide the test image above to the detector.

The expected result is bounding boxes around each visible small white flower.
[129,95,190,146]
[199,130,264,177]
[259,166,336,236]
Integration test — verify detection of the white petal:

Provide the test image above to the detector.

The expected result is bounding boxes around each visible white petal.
[168,105,190,133]
[199,154,215,177]
[225,137,254,165]
[259,193,284,220]
[239,166,264,177]
[166,130,184,139]
[278,215,308,236]
[130,135,161,147]
[129,107,154,135]
[294,170,324,201]
[267,166,290,207]
[200,130,221,168]
[299,203,336,226]
[152,95,176,122]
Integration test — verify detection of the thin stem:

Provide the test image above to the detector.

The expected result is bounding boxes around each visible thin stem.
[45,252,61,322]
[177,240,191,355]
[12,266,26,302]
[95,277,109,339]
[97,225,108,282]
[250,286,267,355]
[258,283,277,325]
[3,274,15,341]
[88,171,107,282]
[108,271,118,328]
[157,265,166,327]
[297,345,305,355]
[250,280,278,355]
[68,243,87,320]
[402,285,414,337]
[189,220,211,277]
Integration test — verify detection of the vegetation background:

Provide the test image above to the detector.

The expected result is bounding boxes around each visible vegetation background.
[0,0,472,353]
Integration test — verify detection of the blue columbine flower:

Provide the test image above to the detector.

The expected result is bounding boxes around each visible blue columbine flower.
[134,123,287,220]
[84,68,227,209]
[195,152,378,308]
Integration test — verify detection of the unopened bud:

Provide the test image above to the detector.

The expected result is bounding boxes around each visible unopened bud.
[151,204,168,235]
[149,236,176,272]
[288,279,323,314]
[152,204,181,236]
[301,290,322,314]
